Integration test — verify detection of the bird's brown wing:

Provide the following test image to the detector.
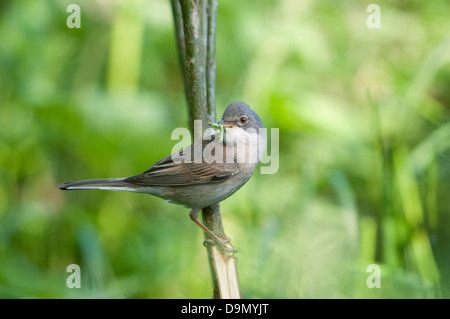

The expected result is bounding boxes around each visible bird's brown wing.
[124,143,239,186]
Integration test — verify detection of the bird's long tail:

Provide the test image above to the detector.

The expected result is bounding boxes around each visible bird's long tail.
[59,178,143,193]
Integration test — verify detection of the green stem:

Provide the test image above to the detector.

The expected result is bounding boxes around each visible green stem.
[180,0,207,137]
[171,0,240,300]
[170,0,189,103]
[205,0,218,122]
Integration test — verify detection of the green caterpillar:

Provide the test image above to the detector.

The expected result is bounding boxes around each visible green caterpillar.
[208,122,224,143]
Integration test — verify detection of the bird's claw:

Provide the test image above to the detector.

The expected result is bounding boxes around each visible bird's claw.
[203,238,238,255]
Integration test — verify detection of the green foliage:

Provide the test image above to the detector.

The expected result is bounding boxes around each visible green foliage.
[0,0,449,298]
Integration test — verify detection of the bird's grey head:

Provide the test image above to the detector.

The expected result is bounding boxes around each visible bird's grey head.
[219,101,264,131]
[218,101,266,161]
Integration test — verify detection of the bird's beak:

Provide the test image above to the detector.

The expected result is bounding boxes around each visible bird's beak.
[217,120,237,128]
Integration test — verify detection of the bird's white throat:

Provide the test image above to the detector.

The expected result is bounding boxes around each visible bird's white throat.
[223,127,266,163]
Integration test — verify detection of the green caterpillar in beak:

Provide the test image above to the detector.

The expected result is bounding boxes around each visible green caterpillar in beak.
[208,122,224,143]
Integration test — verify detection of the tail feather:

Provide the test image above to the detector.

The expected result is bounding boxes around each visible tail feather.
[59,178,142,192]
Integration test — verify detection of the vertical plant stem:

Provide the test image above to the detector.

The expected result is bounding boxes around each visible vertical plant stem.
[171,0,241,299]
[200,0,208,69]
[170,0,189,103]
[200,0,240,299]
[180,0,207,138]
[205,0,218,121]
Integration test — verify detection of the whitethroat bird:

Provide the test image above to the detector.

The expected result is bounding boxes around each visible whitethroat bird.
[60,101,266,252]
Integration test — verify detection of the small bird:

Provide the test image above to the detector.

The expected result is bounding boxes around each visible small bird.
[59,101,265,251]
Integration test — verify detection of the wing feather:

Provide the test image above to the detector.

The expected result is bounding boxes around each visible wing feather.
[124,142,238,186]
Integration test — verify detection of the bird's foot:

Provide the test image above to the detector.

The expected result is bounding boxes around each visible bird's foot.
[203,238,238,256]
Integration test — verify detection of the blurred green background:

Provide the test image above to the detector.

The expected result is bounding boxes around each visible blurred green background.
[1,0,450,298]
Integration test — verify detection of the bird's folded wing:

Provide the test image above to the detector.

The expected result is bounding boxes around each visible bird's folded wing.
[124,151,239,186]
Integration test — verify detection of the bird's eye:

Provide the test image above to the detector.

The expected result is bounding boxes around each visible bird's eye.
[239,116,248,124]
